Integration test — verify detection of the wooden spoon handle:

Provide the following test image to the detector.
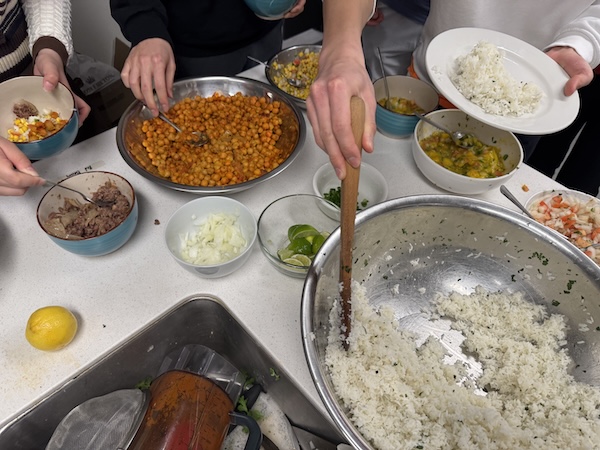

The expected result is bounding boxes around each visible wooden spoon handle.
[339,96,365,349]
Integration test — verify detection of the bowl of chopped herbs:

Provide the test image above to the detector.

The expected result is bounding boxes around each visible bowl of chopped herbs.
[312,162,388,221]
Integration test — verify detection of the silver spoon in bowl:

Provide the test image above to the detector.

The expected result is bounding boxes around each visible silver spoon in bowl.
[414,111,476,149]
[376,47,392,110]
[157,112,210,147]
[246,56,307,88]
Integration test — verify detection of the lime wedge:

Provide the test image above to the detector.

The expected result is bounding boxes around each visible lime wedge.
[287,237,312,255]
[277,248,294,261]
[311,234,325,254]
[291,254,312,266]
[289,224,319,241]
[283,257,303,266]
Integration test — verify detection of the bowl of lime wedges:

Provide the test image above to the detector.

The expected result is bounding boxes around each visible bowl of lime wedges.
[257,194,339,277]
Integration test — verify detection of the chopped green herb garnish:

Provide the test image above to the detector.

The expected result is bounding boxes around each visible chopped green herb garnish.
[552,300,560,307]
[135,376,153,391]
[269,367,280,381]
[323,186,369,210]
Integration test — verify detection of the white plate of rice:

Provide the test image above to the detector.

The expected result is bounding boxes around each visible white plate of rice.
[425,27,580,135]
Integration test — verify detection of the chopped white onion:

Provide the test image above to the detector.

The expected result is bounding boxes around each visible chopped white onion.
[180,212,247,265]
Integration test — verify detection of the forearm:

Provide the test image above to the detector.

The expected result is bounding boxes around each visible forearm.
[321,0,375,58]
[22,0,72,63]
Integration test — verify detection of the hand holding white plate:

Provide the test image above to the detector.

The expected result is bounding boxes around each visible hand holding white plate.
[425,27,580,135]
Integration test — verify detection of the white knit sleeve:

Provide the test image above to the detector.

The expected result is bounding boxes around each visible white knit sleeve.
[22,0,73,57]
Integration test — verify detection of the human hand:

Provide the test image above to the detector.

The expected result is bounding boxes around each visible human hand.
[306,45,377,180]
[283,0,306,18]
[34,48,91,125]
[0,137,44,196]
[121,38,176,116]
[545,46,594,96]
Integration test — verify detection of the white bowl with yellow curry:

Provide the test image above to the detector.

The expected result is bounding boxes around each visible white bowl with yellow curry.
[412,109,523,195]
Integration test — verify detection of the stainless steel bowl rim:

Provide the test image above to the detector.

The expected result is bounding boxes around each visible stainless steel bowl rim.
[116,76,306,194]
[301,194,600,450]
[265,44,322,108]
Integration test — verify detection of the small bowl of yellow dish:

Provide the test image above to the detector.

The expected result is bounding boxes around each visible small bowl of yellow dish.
[0,76,78,160]
[165,197,257,278]
[373,75,439,138]
[412,109,523,195]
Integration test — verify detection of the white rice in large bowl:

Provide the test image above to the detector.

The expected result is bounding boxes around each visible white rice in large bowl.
[450,41,543,117]
[326,282,600,450]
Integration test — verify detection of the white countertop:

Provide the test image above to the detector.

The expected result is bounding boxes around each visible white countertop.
[0,63,564,430]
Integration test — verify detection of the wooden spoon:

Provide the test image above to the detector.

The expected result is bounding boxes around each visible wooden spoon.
[339,96,365,350]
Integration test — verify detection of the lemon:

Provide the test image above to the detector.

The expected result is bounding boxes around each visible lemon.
[25,306,78,351]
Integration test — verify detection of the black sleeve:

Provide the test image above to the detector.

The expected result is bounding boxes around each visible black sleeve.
[109,0,173,48]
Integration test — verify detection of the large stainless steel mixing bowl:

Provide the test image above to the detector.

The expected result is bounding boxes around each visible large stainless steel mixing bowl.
[116,76,305,194]
[301,195,600,450]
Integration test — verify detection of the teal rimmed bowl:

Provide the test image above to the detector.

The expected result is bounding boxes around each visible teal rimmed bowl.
[0,76,78,160]
[37,172,138,256]
[374,75,438,139]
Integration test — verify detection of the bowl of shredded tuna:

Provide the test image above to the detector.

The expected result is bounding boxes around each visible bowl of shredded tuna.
[302,195,600,450]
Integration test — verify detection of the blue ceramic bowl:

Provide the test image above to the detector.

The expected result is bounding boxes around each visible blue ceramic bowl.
[374,75,438,139]
[37,172,138,256]
[0,76,78,160]
[243,0,296,19]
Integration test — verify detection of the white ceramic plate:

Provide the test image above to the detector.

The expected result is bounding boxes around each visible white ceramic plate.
[425,27,580,135]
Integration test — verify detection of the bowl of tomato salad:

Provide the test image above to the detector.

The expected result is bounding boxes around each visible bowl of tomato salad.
[526,188,600,265]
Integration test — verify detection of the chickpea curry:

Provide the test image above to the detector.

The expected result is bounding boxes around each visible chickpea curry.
[419,131,507,178]
[139,92,293,187]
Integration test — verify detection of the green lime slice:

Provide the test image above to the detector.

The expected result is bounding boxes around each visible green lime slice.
[287,237,312,255]
[277,248,294,261]
[287,224,304,241]
[290,254,312,266]
[289,224,319,241]
[311,234,325,254]
[283,257,303,266]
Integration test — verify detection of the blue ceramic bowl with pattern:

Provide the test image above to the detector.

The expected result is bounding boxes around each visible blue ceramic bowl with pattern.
[0,76,78,160]
[374,75,438,139]
[37,172,138,256]
[243,0,296,19]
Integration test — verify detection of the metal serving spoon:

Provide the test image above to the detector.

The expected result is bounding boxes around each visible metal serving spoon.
[414,111,476,149]
[376,47,392,110]
[500,185,535,220]
[157,111,210,147]
[247,56,307,88]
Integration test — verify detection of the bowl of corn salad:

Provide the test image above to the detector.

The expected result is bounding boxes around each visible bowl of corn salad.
[0,76,78,160]
[265,45,321,109]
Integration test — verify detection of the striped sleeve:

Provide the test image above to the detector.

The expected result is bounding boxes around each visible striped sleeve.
[22,0,72,63]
